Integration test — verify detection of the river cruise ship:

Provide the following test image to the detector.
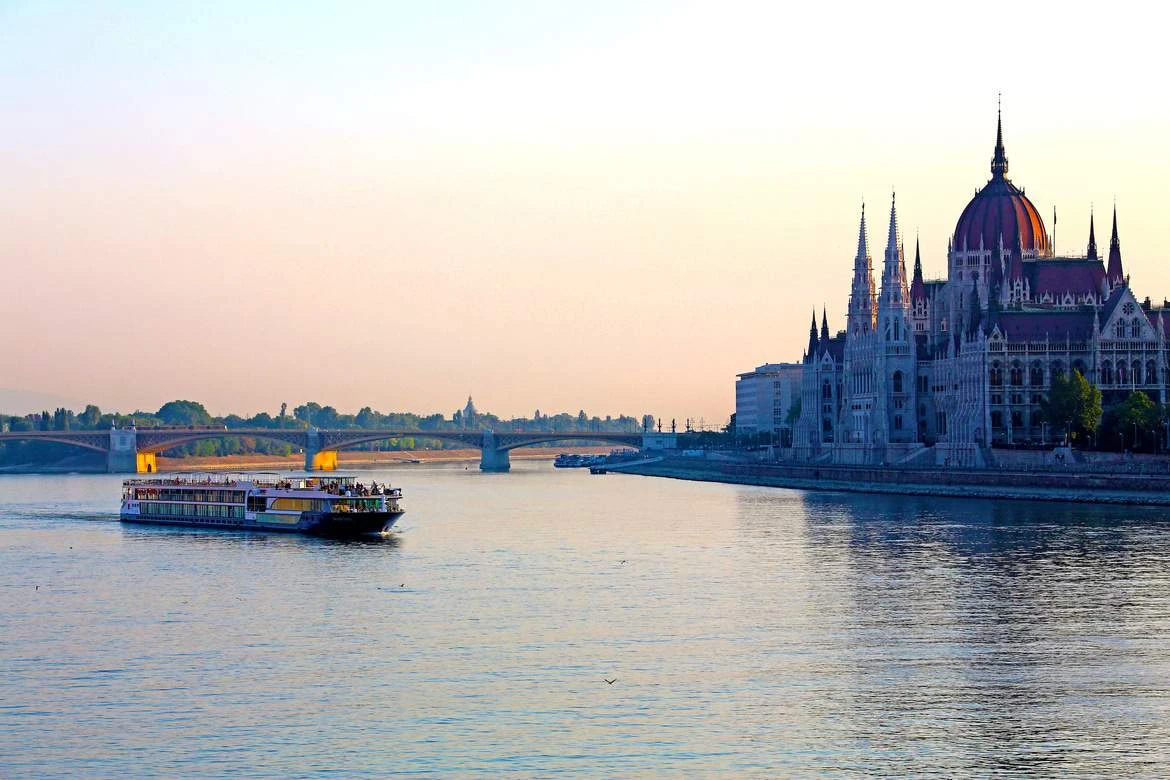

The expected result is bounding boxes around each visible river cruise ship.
[120,473,403,536]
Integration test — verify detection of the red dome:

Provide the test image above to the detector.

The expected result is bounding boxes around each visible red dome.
[953,110,1050,255]
[953,176,1050,255]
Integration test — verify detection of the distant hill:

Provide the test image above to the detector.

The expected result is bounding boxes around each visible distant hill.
[0,388,86,417]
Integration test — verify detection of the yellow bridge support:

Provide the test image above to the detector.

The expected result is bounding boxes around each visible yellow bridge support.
[309,449,339,471]
[136,452,158,473]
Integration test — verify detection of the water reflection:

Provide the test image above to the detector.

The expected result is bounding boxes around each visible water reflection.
[768,491,1170,776]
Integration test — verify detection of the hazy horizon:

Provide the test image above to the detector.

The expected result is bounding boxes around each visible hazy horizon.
[4,2,1168,424]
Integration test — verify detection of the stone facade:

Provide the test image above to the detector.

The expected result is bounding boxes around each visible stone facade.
[795,112,1169,466]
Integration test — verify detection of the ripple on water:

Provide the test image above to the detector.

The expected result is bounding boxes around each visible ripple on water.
[2,468,1170,777]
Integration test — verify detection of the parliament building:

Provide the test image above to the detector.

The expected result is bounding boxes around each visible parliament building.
[794,112,1166,466]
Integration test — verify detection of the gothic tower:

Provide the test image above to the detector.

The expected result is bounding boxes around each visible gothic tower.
[874,194,917,446]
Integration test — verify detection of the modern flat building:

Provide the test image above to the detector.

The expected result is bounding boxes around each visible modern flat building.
[735,363,803,444]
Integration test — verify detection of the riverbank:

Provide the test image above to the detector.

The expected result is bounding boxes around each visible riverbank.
[157,445,610,471]
[606,456,1170,506]
[0,446,612,474]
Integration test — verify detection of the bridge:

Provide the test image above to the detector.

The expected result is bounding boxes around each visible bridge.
[0,427,652,473]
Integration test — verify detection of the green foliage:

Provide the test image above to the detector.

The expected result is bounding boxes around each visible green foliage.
[2,398,650,466]
[156,400,212,426]
[1100,391,1162,451]
[1039,370,1102,442]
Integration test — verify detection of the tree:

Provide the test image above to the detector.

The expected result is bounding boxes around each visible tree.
[1039,370,1102,443]
[156,400,212,426]
[294,402,322,425]
[79,404,102,429]
[1102,391,1160,451]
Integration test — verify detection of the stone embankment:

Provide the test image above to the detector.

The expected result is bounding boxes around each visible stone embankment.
[606,456,1170,506]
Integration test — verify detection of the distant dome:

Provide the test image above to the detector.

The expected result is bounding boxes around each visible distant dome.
[953,112,1050,255]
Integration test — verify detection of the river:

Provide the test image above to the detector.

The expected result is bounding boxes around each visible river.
[2,463,1169,777]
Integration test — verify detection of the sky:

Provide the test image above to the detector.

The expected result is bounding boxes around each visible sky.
[2,1,1168,424]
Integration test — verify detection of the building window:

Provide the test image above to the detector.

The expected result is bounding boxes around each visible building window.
[893,371,904,394]
[894,415,903,431]
[1010,362,1023,386]
[1101,361,1113,385]
[1030,362,1044,386]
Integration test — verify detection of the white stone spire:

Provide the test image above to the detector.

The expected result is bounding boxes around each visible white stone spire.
[879,193,909,309]
[847,203,876,334]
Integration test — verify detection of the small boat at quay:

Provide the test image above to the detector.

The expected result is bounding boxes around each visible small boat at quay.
[120,473,404,537]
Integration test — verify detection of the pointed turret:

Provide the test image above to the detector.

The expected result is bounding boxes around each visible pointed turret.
[804,310,818,363]
[820,307,829,341]
[991,98,1009,179]
[910,237,925,302]
[878,193,909,309]
[1087,209,1098,260]
[1107,206,1124,284]
[847,203,876,335]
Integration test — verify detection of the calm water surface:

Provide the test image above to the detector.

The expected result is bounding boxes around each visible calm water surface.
[3,462,1170,777]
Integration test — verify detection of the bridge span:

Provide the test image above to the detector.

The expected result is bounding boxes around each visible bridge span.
[0,427,652,473]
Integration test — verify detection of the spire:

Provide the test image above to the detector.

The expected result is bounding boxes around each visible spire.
[847,203,876,334]
[878,191,910,316]
[886,192,899,253]
[805,310,818,363]
[820,307,830,340]
[1107,205,1124,283]
[910,236,926,302]
[991,95,1009,179]
[1087,209,1098,260]
[856,202,869,261]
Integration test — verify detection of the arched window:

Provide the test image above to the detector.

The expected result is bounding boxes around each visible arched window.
[1148,360,1158,385]
[1101,361,1113,385]
[1133,360,1143,385]
[822,381,832,399]
[893,371,904,394]
[1118,362,1127,384]
[990,362,1003,386]
[1030,361,1044,386]
[1010,361,1023,386]
[1051,361,1065,381]
[1073,360,1087,377]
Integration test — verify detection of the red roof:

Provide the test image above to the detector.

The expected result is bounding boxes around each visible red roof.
[1025,260,1105,299]
[953,176,1050,255]
[994,311,1095,341]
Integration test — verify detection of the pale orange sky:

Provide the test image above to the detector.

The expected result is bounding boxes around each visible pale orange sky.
[2,2,1168,423]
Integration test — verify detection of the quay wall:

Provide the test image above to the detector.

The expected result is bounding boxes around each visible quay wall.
[607,457,1170,506]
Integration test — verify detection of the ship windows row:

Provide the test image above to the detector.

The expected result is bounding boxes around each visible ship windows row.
[134,488,245,503]
[140,502,245,519]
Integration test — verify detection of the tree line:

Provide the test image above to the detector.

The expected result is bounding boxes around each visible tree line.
[0,400,655,466]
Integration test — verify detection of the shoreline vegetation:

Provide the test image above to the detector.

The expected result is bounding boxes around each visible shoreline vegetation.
[0,398,656,471]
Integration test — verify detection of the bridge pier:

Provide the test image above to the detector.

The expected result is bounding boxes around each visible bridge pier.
[304,429,339,471]
[107,428,140,473]
[479,431,511,472]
